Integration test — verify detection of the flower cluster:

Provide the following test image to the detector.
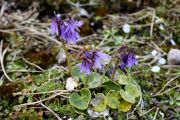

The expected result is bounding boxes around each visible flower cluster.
[50,14,83,44]
[79,50,111,74]
[119,46,138,70]
[50,13,138,75]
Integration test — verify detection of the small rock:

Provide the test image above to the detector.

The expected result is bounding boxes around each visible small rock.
[159,24,165,31]
[158,58,166,65]
[168,49,180,65]
[122,24,131,33]
[65,77,78,91]
[151,66,160,73]
[151,50,158,56]
[170,39,176,46]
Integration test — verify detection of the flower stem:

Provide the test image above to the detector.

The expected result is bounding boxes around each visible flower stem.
[103,58,112,76]
[61,41,72,76]
[85,77,88,88]
[111,58,119,80]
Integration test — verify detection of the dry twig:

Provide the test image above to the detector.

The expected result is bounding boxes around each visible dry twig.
[0,41,13,82]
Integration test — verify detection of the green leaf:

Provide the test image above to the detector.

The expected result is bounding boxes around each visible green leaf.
[175,102,180,106]
[119,83,141,104]
[120,89,135,104]
[87,72,103,88]
[69,88,91,110]
[71,66,83,77]
[119,100,132,112]
[125,84,141,98]
[118,75,129,85]
[106,90,119,109]
[102,76,110,83]
[91,93,107,112]
[103,81,121,92]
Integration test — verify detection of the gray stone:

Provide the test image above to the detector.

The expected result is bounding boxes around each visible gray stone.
[168,49,180,65]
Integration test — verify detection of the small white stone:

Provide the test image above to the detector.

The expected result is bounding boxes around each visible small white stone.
[159,24,165,30]
[78,8,89,17]
[122,24,131,33]
[170,39,176,46]
[67,118,72,120]
[155,19,160,23]
[158,58,166,65]
[151,50,158,56]
[65,77,78,91]
[151,66,160,73]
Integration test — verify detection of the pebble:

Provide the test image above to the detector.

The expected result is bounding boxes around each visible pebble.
[65,77,78,91]
[168,49,180,65]
[151,66,160,73]
[158,58,166,65]
[170,39,176,46]
[151,50,158,56]
[122,24,131,33]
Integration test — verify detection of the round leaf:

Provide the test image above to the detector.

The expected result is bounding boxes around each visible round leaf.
[118,75,129,85]
[119,100,132,112]
[120,89,135,104]
[69,88,91,110]
[125,84,140,98]
[103,81,121,92]
[91,93,107,112]
[106,90,119,109]
[88,72,102,88]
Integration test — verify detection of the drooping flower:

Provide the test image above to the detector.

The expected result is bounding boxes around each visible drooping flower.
[50,14,83,44]
[78,50,111,74]
[79,60,93,74]
[93,51,111,70]
[60,18,83,44]
[50,14,61,37]
[119,47,138,70]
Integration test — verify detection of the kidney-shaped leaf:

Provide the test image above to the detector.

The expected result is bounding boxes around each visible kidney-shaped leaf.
[119,100,132,112]
[106,90,119,109]
[103,81,121,92]
[91,93,107,112]
[125,84,141,98]
[118,75,129,85]
[88,72,103,88]
[69,88,91,110]
[120,89,135,104]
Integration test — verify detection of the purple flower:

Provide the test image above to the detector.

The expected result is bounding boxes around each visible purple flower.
[93,51,111,70]
[50,14,61,37]
[79,50,111,74]
[79,60,92,74]
[79,51,93,74]
[120,49,138,70]
[60,19,83,44]
[50,14,83,44]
